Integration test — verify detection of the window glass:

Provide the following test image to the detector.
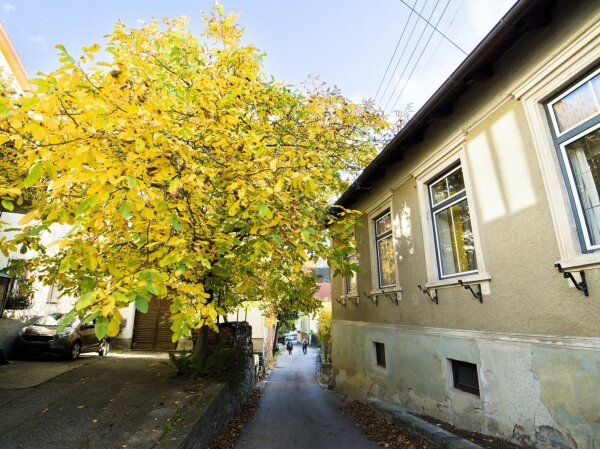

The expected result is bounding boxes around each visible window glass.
[564,127,600,245]
[375,213,392,236]
[377,235,395,287]
[592,75,600,101]
[552,73,599,132]
[434,199,477,276]
[345,253,358,294]
[430,168,465,206]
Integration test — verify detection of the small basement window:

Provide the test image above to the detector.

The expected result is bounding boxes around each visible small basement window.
[450,359,479,396]
[374,342,386,368]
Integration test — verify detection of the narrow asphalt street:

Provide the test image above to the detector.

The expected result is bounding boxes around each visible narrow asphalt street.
[235,345,380,449]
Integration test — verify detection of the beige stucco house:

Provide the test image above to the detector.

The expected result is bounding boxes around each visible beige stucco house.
[330,0,600,447]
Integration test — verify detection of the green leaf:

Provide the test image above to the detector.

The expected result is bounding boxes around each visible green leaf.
[258,202,268,218]
[75,291,96,311]
[127,176,138,188]
[1,199,13,211]
[171,216,181,232]
[119,201,132,219]
[65,221,83,237]
[145,281,160,295]
[94,316,109,340]
[56,310,76,334]
[45,162,57,181]
[24,162,43,187]
[135,297,149,313]
[75,196,97,215]
[199,258,212,269]
[82,310,100,325]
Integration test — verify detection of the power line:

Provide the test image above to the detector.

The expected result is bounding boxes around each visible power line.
[388,0,453,114]
[417,0,466,80]
[398,0,466,55]
[373,0,419,103]
[382,0,442,113]
[377,0,430,110]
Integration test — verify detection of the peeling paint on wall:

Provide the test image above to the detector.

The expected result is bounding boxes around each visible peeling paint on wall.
[333,321,600,449]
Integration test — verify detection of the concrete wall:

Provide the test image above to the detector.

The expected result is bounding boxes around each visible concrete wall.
[333,321,599,449]
[331,1,600,448]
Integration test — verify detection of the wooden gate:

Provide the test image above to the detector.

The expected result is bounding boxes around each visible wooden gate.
[131,299,177,351]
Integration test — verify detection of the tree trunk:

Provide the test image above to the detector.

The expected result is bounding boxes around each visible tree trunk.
[264,323,275,369]
[194,324,209,365]
[193,286,213,365]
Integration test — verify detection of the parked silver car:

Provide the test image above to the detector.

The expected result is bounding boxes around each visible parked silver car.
[12,313,110,360]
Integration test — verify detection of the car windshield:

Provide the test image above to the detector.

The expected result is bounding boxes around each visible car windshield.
[33,314,64,326]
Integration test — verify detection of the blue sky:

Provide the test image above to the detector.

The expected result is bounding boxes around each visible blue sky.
[1,0,515,118]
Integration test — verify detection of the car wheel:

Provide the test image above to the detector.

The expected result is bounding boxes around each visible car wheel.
[68,340,82,361]
[98,339,110,357]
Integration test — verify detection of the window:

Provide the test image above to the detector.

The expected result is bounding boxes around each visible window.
[344,253,358,294]
[429,166,477,278]
[374,211,395,288]
[547,67,600,252]
[374,342,386,368]
[47,284,60,304]
[450,359,479,396]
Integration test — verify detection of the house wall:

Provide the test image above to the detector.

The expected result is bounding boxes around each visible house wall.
[332,2,600,448]
[0,212,75,320]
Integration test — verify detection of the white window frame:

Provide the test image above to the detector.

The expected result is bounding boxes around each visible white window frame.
[514,16,600,270]
[429,165,478,279]
[547,67,600,138]
[413,138,489,289]
[47,284,60,304]
[365,194,401,295]
[556,121,600,252]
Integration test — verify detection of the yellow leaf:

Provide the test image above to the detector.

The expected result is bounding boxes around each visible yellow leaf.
[18,210,39,225]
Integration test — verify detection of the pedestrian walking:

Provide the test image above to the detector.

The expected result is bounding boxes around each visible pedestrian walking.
[286,340,294,355]
[302,338,308,355]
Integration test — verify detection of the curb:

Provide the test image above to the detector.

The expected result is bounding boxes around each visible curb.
[367,398,485,449]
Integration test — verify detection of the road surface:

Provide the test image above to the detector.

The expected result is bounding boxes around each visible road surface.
[235,345,379,449]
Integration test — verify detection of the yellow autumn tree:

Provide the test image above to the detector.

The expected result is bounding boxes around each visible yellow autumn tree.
[0,8,387,346]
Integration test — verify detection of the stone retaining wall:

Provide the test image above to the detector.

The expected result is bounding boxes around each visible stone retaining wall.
[157,321,256,449]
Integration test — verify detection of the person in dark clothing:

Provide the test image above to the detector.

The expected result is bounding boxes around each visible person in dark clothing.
[286,340,293,355]
[302,338,308,355]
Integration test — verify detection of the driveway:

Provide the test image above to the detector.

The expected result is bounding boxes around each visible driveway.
[0,352,205,449]
[235,346,380,449]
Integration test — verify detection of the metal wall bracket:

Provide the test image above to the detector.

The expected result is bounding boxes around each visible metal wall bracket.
[363,291,378,306]
[457,280,483,303]
[347,296,359,307]
[418,284,438,304]
[385,292,399,306]
[554,263,589,296]
[334,297,346,307]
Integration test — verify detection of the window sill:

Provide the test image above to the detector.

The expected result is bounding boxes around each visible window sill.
[341,293,359,299]
[370,286,402,295]
[425,272,491,292]
[556,254,600,271]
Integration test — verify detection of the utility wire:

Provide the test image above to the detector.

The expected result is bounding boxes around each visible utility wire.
[398,0,466,55]
[378,0,430,110]
[382,0,442,113]
[388,0,453,114]
[417,0,466,80]
[373,0,419,103]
